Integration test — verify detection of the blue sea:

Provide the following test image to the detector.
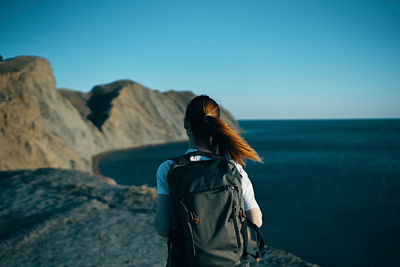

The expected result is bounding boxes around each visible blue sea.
[98,119,400,267]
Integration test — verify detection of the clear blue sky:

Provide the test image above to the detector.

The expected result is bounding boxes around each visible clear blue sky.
[1,0,399,119]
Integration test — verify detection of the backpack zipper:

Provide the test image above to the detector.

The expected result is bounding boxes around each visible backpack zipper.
[189,210,201,224]
[232,200,242,250]
[179,200,197,257]
[179,183,238,200]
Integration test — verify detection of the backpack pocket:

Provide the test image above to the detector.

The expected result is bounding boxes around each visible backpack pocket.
[178,184,243,265]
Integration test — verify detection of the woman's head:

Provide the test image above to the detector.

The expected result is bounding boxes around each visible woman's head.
[184,95,261,165]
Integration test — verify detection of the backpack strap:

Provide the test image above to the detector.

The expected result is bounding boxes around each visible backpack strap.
[168,150,224,168]
[246,219,266,262]
[182,150,224,161]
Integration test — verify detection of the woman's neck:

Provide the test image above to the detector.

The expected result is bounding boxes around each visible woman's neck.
[188,136,211,152]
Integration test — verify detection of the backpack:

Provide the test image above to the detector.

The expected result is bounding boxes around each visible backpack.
[166,151,265,266]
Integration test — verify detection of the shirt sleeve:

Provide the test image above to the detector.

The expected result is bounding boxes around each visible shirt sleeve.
[234,162,260,211]
[156,160,173,195]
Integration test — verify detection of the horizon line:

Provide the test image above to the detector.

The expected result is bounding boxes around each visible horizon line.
[236,117,400,121]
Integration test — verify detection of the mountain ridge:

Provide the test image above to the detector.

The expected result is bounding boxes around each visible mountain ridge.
[0,55,239,172]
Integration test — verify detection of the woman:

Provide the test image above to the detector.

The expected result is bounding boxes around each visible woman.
[155,95,263,265]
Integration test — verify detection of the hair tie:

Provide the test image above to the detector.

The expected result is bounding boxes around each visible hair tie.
[204,114,212,119]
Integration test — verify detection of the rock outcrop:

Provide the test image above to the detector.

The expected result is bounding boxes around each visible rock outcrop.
[0,56,240,172]
[0,56,93,171]
[0,168,318,267]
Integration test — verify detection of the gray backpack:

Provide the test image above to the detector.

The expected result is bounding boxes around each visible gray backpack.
[166,151,265,266]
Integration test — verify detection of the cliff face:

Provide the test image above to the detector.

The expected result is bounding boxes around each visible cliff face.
[0,56,93,171]
[86,80,191,146]
[0,56,240,172]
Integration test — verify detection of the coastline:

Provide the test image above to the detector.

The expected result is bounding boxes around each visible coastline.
[91,140,188,175]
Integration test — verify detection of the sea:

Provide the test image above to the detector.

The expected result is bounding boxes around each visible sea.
[98,119,400,267]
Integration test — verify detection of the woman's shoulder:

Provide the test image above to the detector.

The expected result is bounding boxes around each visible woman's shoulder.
[228,159,247,176]
[157,159,174,175]
[158,159,174,167]
[157,150,192,176]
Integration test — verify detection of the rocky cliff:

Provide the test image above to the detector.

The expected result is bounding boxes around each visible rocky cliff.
[0,168,318,267]
[0,56,240,172]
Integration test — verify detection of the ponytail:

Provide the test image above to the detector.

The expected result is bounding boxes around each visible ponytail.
[185,95,262,166]
[204,115,262,166]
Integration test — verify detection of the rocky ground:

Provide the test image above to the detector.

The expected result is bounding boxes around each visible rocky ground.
[0,169,318,267]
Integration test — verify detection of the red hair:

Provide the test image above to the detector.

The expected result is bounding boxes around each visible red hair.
[185,95,262,166]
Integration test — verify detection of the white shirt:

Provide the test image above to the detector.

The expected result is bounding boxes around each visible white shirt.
[156,148,260,211]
